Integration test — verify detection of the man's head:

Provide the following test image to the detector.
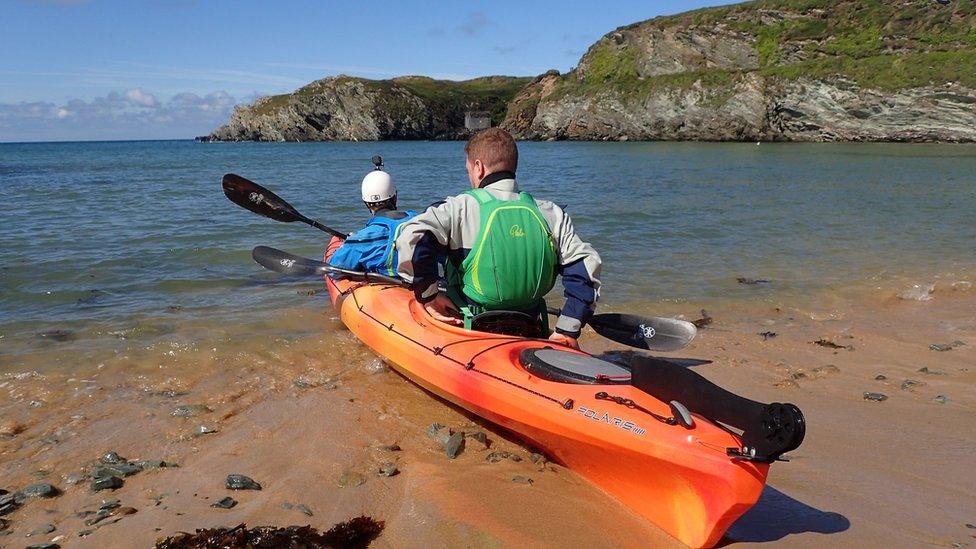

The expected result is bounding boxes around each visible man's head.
[361,169,397,213]
[464,128,518,188]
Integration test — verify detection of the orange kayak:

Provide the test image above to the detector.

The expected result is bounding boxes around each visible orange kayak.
[327,277,770,548]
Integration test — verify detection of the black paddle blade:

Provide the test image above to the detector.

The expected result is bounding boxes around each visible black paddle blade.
[252,246,328,277]
[589,313,697,352]
[223,173,305,224]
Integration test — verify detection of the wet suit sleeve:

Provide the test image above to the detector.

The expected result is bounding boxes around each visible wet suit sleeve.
[550,207,602,338]
[395,199,460,303]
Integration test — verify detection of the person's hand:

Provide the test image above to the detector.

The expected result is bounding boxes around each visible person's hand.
[549,332,580,350]
[424,293,463,325]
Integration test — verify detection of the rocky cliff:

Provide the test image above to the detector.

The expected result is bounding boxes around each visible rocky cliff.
[502,0,976,142]
[203,0,976,142]
[201,76,530,142]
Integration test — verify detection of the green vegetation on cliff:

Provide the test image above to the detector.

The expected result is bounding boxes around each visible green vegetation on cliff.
[562,0,976,97]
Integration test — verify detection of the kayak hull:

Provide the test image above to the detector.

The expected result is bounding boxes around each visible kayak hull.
[328,278,767,548]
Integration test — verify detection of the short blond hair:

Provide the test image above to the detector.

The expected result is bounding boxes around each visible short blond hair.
[465,128,518,173]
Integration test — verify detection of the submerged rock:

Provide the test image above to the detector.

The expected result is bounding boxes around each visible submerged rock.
[933,395,948,404]
[863,392,888,402]
[225,475,261,491]
[172,404,213,418]
[337,471,365,488]
[874,374,887,381]
[511,475,534,485]
[918,367,948,376]
[759,331,778,340]
[296,504,313,517]
[737,277,771,285]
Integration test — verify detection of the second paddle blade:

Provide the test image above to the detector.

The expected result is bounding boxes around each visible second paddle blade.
[589,313,697,352]
[222,173,304,223]
[252,246,327,277]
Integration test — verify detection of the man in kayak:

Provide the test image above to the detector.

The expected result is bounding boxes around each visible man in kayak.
[395,128,601,348]
[326,157,416,276]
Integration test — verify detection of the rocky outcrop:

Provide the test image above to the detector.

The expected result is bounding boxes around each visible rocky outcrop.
[204,0,976,143]
[202,76,530,142]
[500,0,976,142]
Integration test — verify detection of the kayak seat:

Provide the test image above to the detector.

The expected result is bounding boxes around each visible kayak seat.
[470,310,544,338]
[519,348,631,385]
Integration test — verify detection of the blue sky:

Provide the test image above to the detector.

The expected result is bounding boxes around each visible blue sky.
[1,0,731,142]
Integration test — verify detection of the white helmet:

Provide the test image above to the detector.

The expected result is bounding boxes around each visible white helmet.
[361,169,396,203]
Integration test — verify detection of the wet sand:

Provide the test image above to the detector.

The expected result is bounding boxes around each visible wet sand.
[1,282,974,548]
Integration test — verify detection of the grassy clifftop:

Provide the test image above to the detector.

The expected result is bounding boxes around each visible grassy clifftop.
[567,0,975,95]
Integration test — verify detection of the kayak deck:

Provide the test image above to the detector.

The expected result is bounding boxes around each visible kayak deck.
[327,278,768,548]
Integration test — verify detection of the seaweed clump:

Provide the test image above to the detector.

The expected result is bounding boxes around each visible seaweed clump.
[155,517,384,548]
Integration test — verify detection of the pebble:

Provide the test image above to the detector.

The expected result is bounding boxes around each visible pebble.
[139,459,176,469]
[425,423,445,438]
[26,544,60,549]
[812,365,840,376]
[863,392,888,402]
[172,404,213,418]
[511,475,534,485]
[901,379,925,391]
[37,329,74,342]
[280,502,293,510]
[929,340,965,352]
[196,425,218,435]
[27,523,57,537]
[378,463,399,477]
[101,451,124,464]
[485,451,522,464]
[0,517,8,531]
[99,499,121,511]
[444,432,466,459]
[918,367,947,376]
[758,331,778,340]
[965,523,975,529]
[78,529,94,537]
[22,483,59,498]
[691,309,713,328]
[91,476,123,492]
[933,395,948,404]
[530,453,545,464]
[338,471,365,488]
[874,374,887,381]
[365,358,389,374]
[210,497,237,509]
[465,431,489,451]
[377,444,401,452]
[225,475,261,491]
[296,504,313,517]
[737,277,771,285]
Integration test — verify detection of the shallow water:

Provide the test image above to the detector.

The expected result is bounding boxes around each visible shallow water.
[1,140,974,369]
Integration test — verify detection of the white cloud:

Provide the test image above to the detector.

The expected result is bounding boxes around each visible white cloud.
[0,88,251,142]
[124,88,158,108]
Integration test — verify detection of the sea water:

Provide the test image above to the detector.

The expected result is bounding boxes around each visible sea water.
[1,140,974,369]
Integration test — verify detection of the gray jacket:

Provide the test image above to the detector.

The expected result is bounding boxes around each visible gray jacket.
[395,176,601,337]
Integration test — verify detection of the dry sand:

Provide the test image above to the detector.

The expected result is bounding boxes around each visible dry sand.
[1,284,974,548]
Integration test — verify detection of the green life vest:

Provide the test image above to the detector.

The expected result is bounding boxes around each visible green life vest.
[446,188,558,316]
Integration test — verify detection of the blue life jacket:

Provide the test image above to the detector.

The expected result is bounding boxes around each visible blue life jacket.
[329,210,417,276]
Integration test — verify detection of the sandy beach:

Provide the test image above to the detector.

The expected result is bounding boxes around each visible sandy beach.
[2,277,973,548]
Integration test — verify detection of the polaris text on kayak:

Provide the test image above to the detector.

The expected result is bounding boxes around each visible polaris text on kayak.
[576,405,647,436]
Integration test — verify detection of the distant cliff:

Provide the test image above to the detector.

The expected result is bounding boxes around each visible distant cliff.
[200,76,530,142]
[203,0,976,143]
